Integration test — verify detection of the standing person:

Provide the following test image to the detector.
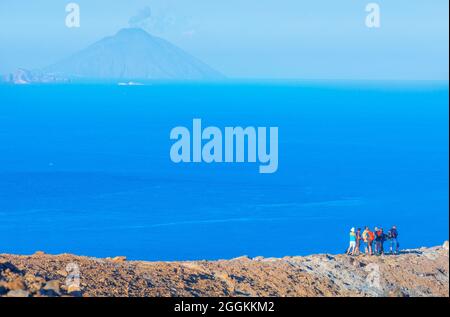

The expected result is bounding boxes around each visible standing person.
[388,225,399,254]
[362,226,373,255]
[375,227,385,255]
[354,228,362,255]
[380,227,386,255]
[374,227,379,254]
[347,227,356,255]
[367,228,375,255]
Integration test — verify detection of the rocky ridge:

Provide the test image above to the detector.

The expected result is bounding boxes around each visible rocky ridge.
[1,242,448,297]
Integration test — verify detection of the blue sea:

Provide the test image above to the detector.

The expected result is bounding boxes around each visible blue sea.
[0,81,448,261]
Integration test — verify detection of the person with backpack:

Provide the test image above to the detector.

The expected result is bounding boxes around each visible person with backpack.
[388,225,399,254]
[373,227,379,254]
[375,227,385,255]
[346,227,357,255]
[362,226,374,255]
[354,228,362,255]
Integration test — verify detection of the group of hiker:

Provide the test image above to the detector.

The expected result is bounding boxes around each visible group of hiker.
[347,226,399,256]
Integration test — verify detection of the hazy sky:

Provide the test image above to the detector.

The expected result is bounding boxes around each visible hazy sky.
[0,0,448,79]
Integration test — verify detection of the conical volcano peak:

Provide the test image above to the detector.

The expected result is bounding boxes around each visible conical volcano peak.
[43,29,223,81]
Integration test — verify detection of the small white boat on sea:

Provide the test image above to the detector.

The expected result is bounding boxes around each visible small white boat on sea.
[118,81,144,86]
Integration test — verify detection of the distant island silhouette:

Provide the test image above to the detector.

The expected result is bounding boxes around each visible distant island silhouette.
[2,28,224,84]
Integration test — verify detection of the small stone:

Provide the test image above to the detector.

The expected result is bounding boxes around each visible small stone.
[388,287,409,297]
[67,285,82,297]
[443,241,449,250]
[43,280,60,294]
[111,256,127,263]
[6,289,29,297]
[6,279,26,291]
[56,269,68,277]
[34,251,45,256]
